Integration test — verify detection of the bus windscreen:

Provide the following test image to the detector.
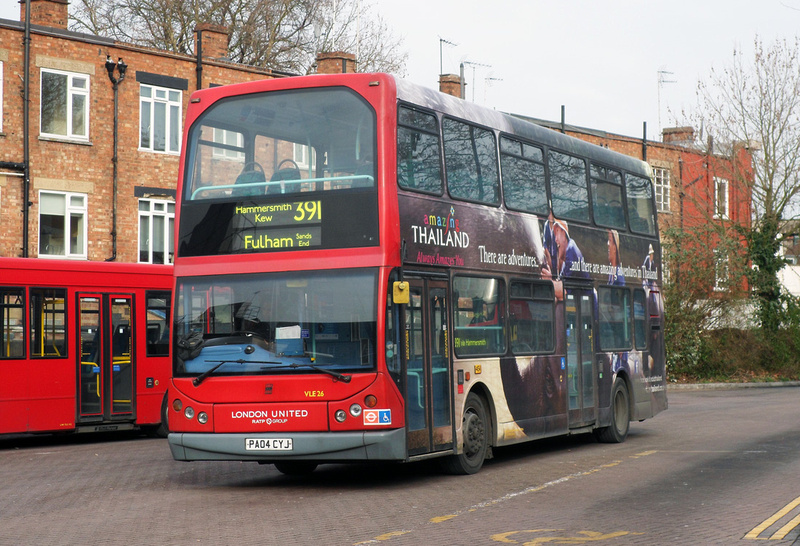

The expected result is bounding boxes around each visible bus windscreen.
[174,268,378,378]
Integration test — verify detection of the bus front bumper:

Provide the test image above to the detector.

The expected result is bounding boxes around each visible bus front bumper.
[168,429,406,462]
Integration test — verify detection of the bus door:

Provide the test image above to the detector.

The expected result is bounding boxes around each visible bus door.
[403,277,454,456]
[565,287,596,427]
[77,294,135,424]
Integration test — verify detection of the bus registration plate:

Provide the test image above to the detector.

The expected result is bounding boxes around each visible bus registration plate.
[245,438,293,451]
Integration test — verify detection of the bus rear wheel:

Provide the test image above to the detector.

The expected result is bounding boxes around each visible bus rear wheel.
[441,392,489,475]
[274,461,318,475]
[594,378,630,443]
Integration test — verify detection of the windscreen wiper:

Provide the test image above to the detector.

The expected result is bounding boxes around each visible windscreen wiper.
[281,361,351,383]
[193,358,280,387]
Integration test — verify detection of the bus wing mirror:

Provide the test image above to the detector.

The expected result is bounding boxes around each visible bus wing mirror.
[393,281,409,304]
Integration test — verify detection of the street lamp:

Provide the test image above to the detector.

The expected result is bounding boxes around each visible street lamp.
[105,55,127,261]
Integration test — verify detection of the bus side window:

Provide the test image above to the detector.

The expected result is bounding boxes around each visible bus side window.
[30,288,67,358]
[549,150,589,223]
[626,174,657,235]
[509,281,554,354]
[146,291,171,357]
[633,289,647,350]
[501,136,548,215]
[397,106,443,194]
[590,164,626,230]
[452,276,505,356]
[0,288,25,358]
[443,118,500,205]
[598,287,632,351]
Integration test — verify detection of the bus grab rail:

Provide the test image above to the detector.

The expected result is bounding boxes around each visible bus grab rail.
[191,174,374,199]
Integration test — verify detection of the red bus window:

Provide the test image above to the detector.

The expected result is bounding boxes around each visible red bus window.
[1,289,24,358]
[30,288,66,358]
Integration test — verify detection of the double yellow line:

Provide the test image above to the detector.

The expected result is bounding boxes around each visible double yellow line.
[746,495,800,540]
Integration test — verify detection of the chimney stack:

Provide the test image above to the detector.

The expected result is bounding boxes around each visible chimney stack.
[439,74,461,98]
[21,0,69,30]
[662,126,696,146]
[316,52,357,74]
[195,24,229,60]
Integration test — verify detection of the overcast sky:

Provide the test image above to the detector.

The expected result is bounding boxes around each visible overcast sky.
[373,0,800,140]
[3,1,799,140]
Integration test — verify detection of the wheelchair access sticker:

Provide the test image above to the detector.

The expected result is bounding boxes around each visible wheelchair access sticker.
[363,409,391,426]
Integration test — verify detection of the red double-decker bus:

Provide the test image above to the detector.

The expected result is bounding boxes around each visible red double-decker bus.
[168,73,667,474]
[0,258,172,436]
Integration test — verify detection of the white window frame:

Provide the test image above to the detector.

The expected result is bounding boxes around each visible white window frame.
[138,198,175,264]
[652,166,670,213]
[139,84,182,154]
[39,68,90,141]
[212,128,244,162]
[714,177,729,219]
[293,142,316,171]
[38,190,88,259]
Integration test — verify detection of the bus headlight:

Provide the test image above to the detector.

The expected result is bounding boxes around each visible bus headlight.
[184,406,195,420]
[335,409,347,423]
[349,404,362,417]
[197,412,208,424]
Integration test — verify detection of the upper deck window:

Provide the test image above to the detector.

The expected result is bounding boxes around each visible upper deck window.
[500,136,547,215]
[549,150,589,222]
[397,106,443,194]
[590,163,626,229]
[626,174,657,235]
[184,87,376,201]
[443,118,499,205]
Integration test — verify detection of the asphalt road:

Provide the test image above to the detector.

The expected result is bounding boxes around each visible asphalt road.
[1,386,799,545]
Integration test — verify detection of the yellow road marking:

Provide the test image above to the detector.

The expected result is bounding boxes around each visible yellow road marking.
[772,512,800,540]
[745,495,800,540]
[355,451,660,545]
[490,529,644,544]
[430,514,458,523]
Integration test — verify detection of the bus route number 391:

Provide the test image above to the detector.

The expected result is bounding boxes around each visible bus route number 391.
[245,438,293,451]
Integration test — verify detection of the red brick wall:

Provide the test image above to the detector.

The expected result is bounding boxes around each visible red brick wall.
[0,21,279,261]
[23,0,69,30]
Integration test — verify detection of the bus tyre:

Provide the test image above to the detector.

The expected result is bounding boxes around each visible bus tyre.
[442,392,489,475]
[274,461,318,475]
[146,394,170,438]
[595,378,630,443]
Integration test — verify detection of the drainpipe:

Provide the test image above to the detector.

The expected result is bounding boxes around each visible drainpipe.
[22,0,31,257]
[104,56,127,261]
[642,122,648,161]
[195,29,203,90]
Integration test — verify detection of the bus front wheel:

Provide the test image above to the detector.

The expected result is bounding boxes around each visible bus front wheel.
[441,392,489,475]
[594,378,630,443]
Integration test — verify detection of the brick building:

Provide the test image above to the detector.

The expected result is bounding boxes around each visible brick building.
[0,0,357,263]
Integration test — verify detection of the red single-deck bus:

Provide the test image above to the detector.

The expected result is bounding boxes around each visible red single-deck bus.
[168,73,667,474]
[0,258,172,436]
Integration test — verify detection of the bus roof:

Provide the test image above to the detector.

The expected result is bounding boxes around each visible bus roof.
[185,71,651,179]
[392,75,651,178]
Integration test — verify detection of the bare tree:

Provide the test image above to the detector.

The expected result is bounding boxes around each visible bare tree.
[69,0,407,75]
[690,36,800,332]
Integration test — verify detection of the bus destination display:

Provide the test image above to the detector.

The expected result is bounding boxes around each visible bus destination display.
[234,201,322,251]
